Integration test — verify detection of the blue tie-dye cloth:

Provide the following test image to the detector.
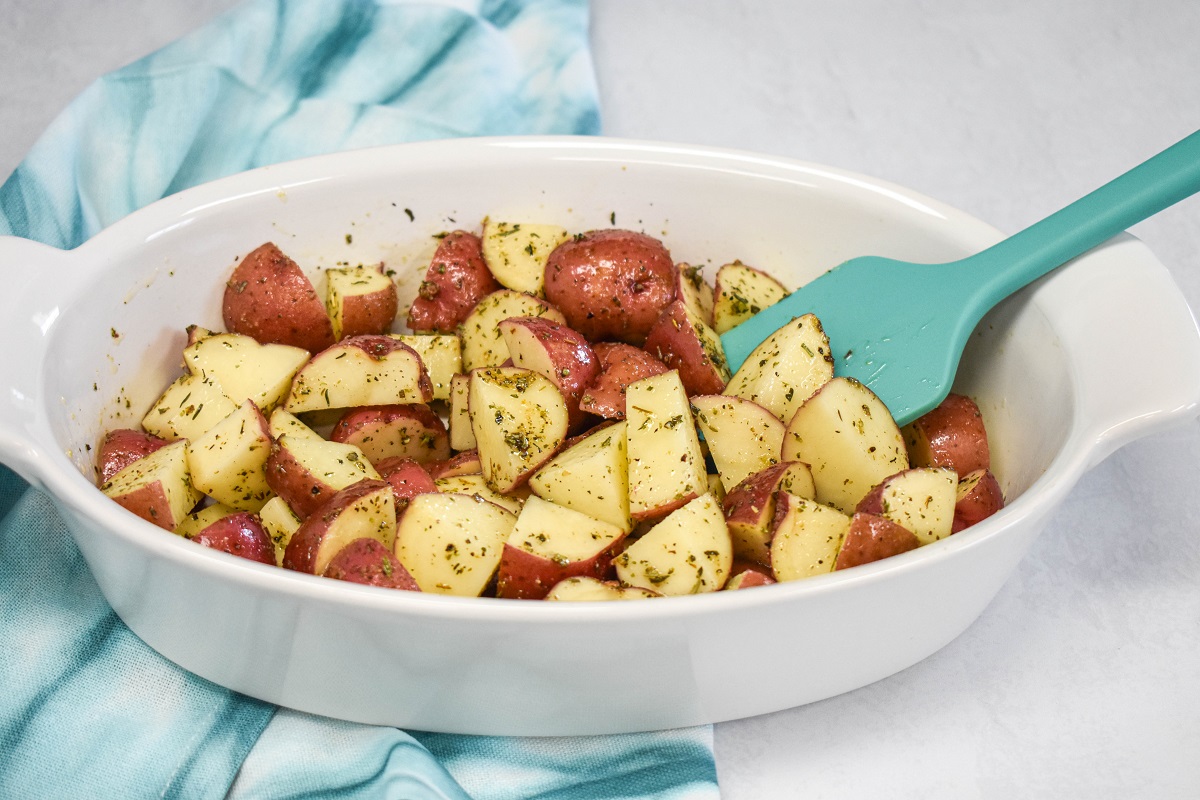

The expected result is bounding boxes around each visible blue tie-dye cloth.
[0,1,720,798]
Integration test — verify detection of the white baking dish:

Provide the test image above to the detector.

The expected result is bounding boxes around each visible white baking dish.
[1,137,1197,735]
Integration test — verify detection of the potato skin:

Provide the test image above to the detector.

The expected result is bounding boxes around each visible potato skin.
[407,231,501,333]
[373,457,438,510]
[904,393,991,475]
[97,428,170,483]
[577,342,669,419]
[189,511,276,566]
[323,537,420,590]
[223,242,336,353]
[834,512,920,570]
[953,469,1004,532]
[543,230,677,344]
[330,404,450,464]
[642,300,730,396]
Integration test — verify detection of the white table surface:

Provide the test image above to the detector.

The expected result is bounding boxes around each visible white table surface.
[3,1,1198,797]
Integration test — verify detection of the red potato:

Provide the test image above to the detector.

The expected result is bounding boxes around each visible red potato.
[325,263,399,340]
[283,479,396,575]
[675,263,715,327]
[393,492,517,597]
[330,404,451,465]
[544,576,661,601]
[953,468,1005,532]
[642,300,731,397]
[855,467,957,546]
[725,561,776,590]
[577,342,669,420]
[97,428,170,484]
[903,393,991,476]
[543,229,678,344]
[265,434,381,519]
[284,335,433,413]
[322,537,421,590]
[101,441,202,532]
[768,493,851,583]
[373,457,438,510]
[711,260,790,335]
[188,510,276,566]
[624,371,708,523]
[834,512,920,571]
[498,316,600,431]
[222,242,335,353]
[613,492,732,596]
[427,449,482,479]
[406,231,501,333]
[722,461,816,566]
[468,367,570,494]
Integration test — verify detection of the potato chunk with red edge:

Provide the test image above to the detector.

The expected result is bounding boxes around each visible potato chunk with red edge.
[642,300,731,397]
[222,242,335,353]
[712,260,789,335]
[187,509,276,566]
[768,494,850,582]
[953,468,1004,532]
[468,366,569,494]
[97,428,169,484]
[283,480,396,575]
[544,576,660,601]
[283,335,433,413]
[326,263,399,340]
[543,229,677,345]
[323,537,420,590]
[330,404,450,465]
[374,457,438,511]
[625,370,708,523]
[578,342,668,420]
[499,316,599,431]
[903,393,992,475]
[613,492,731,596]
[834,512,920,570]
[722,461,815,566]
[265,434,381,519]
[407,231,501,333]
[394,492,517,596]
[101,441,202,532]
[855,467,957,546]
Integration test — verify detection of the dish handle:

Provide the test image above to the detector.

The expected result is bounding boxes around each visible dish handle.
[0,235,74,488]
[1054,234,1200,468]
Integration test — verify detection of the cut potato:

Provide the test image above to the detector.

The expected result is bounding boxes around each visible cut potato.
[329,404,450,465]
[468,366,569,493]
[458,289,566,371]
[724,313,833,423]
[725,562,775,590]
[835,512,920,570]
[394,492,516,596]
[182,328,309,413]
[712,260,789,334]
[283,480,397,575]
[953,468,1005,533]
[323,537,420,590]
[856,467,957,546]
[173,502,239,540]
[577,342,669,420]
[186,509,276,565]
[222,242,335,353]
[284,335,433,413]
[768,494,850,582]
[185,400,274,512]
[375,457,438,510]
[101,440,202,531]
[325,262,398,340]
[499,316,599,430]
[722,461,816,565]
[97,428,169,484]
[642,300,731,397]
[141,372,238,442]
[391,333,462,402]
[613,492,731,596]
[265,434,381,519]
[428,449,482,479]
[495,496,626,599]
[406,230,501,334]
[480,219,570,296]
[528,420,631,533]
[267,408,324,443]
[689,394,784,493]
[903,393,991,475]
[782,376,909,515]
[675,263,715,327]
[544,576,661,601]
[625,371,707,522]
[435,473,527,515]
[259,495,302,566]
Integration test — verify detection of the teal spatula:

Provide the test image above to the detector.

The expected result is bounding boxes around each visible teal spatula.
[719,129,1200,426]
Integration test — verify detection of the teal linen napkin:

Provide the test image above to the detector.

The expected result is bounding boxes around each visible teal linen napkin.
[0,1,720,797]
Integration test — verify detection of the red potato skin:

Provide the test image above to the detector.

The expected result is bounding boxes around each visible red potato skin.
[642,300,729,396]
[407,231,501,333]
[337,265,399,339]
[223,242,336,353]
[323,537,420,590]
[282,479,390,574]
[577,342,669,419]
[953,469,1004,533]
[499,316,600,431]
[725,561,776,590]
[97,428,170,484]
[108,482,181,532]
[330,404,451,464]
[495,541,622,601]
[189,511,276,566]
[543,229,678,345]
[722,462,806,523]
[264,440,355,520]
[373,457,438,511]
[835,512,920,570]
[904,393,991,475]
[426,449,482,479]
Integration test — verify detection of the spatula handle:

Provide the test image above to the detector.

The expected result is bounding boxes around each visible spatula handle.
[967,129,1200,303]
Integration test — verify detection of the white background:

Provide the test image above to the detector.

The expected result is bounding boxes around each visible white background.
[2,1,1198,797]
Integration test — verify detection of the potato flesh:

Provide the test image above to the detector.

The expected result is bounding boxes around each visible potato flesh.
[183,330,309,412]
[435,473,526,515]
[528,421,631,533]
[101,440,202,531]
[185,400,273,512]
[284,342,429,413]
[258,495,301,566]
[480,219,570,296]
[447,374,477,451]
[625,371,707,520]
[393,333,462,402]
[325,264,396,340]
[395,493,516,596]
[614,493,731,596]
[509,496,623,563]
[468,367,568,494]
[458,290,566,371]
[877,468,957,545]
[689,395,783,493]
[769,495,851,582]
[545,576,659,601]
[142,373,239,442]
[724,313,833,423]
[712,260,789,334]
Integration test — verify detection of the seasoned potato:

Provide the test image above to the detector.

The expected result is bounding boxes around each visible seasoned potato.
[543,229,677,344]
[222,242,335,353]
[577,342,669,420]
[406,231,501,333]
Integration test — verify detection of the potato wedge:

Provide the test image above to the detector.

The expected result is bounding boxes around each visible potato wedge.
[394,492,516,596]
[222,242,335,353]
[391,333,462,402]
[284,335,433,413]
[97,428,169,484]
[325,262,398,340]
[903,393,991,475]
[458,289,566,371]
[182,328,309,413]
[856,467,957,546]
[768,494,850,582]
[185,399,274,512]
[499,316,599,430]
[722,461,816,565]
[834,512,920,570]
[468,366,569,493]
[613,493,731,596]
[435,473,527,515]
[265,434,381,519]
[141,372,238,442]
[625,370,707,522]
[528,420,631,533]
[323,537,420,590]
[258,495,302,566]
[283,480,397,575]
[480,219,570,296]
[689,394,784,493]
[953,468,1004,533]
[578,342,668,420]
[544,576,660,601]
[329,404,450,465]
[782,376,909,515]
[101,440,202,531]
[642,300,731,397]
[712,260,789,334]
[724,312,833,423]
[675,263,715,327]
